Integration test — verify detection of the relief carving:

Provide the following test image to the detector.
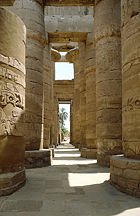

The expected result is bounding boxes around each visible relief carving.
[124,97,140,111]
[0,81,24,136]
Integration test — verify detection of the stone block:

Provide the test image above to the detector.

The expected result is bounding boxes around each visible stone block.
[25,150,52,169]
[110,155,140,197]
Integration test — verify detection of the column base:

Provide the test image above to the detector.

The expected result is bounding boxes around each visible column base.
[97,153,111,167]
[25,150,52,169]
[81,148,97,159]
[0,169,26,196]
[110,155,140,197]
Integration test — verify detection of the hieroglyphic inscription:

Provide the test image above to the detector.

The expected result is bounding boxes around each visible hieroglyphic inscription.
[0,82,24,110]
[0,53,25,74]
[0,81,24,136]
[0,66,25,87]
[124,97,140,111]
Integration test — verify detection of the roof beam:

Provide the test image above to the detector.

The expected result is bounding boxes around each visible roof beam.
[46,0,94,6]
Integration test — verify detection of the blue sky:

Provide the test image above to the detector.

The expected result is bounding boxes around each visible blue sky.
[55,62,74,80]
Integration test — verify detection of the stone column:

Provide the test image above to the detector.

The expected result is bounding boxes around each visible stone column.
[6,0,52,168]
[79,42,86,151]
[110,0,140,197]
[95,0,122,167]
[66,48,80,147]
[43,43,52,149]
[72,60,80,148]
[0,8,26,195]
[82,32,97,159]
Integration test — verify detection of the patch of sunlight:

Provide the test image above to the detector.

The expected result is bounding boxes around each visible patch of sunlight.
[68,173,110,187]
[52,159,97,166]
[114,208,140,216]
[55,153,81,158]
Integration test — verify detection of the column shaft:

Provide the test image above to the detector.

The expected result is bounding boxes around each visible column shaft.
[95,0,122,166]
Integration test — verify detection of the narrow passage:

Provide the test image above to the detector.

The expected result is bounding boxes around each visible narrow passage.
[0,144,140,216]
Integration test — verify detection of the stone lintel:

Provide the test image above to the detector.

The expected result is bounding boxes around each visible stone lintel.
[49,32,87,43]
[110,155,140,197]
[0,0,14,6]
[0,169,26,196]
[46,0,94,6]
[25,150,52,169]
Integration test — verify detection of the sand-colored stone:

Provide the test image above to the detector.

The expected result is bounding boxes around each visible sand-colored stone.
[46,0,94,6]
[5,0,45,150]
[0,0,14,6]
[84,31,96,159]
[121,0,140,160]
[110,0,140,197]
[95,0,122,167]
[0,8,26,195]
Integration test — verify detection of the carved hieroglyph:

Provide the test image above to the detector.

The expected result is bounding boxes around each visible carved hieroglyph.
[6,0,45,150]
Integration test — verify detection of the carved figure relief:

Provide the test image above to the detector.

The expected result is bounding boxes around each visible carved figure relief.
[124,97,140,111]
[0,81,24,136]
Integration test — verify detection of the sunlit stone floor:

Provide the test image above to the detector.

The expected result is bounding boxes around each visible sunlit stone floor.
[0,144,140,216]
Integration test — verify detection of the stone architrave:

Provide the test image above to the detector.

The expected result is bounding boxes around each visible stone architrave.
[0,8,26,196]
[95,0,122,167]
[110,0,140,197]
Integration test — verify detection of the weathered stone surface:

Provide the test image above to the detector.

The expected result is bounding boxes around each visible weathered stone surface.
[0,8,26,195]
[85,31,96,156]
[66,48,79,63]
[121,0,140,160]
[110,155,140,197]
[43,44,54,149]
[0,170,26,196]
[72,60,81,147]
[46,0,94,6]
[95,0,122,167]
[51,49,61,62]
[0,0,14,6]
[79,42,86,149]
[5,0,45,150]
[25,150,52,168]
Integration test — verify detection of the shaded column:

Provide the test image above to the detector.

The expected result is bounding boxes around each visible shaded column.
[0,8,26,195]
[110,0,140,197]
[43,43,52,149]
[79,42,86,150]
[6,0,52,168]
[82,32,96,159]
[6,0,45,150]
[95,0,122,167]
[72,60,81,147]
